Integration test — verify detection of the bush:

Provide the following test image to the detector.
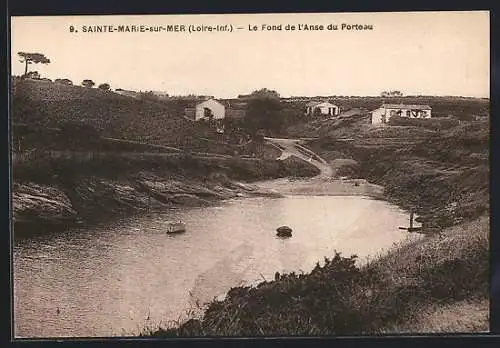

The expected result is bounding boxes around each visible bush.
[57,121,101,150]
[98,83,111,90]
[23,71,40,79]
[82,79,95,88]
[55,78,73,85]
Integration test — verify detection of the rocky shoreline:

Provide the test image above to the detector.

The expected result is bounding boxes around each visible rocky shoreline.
[12,172,283,238]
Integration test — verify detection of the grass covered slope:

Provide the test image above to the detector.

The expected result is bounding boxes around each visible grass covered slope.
[12,78,194,145]
[11,78,276,156]
[147,216,488,336]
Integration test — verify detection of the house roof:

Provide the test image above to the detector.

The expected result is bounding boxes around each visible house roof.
[305,101,322,107]
[196,98,226,108]
[381,104,432,110]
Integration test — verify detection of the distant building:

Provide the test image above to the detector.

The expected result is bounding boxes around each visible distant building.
[371,103,432,124]
[184,98,226,121]
[184,99,250,123]
[150,91,169,98]
[305,101,340,116]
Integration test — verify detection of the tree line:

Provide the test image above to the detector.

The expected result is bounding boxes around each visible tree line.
[17,51,111,90]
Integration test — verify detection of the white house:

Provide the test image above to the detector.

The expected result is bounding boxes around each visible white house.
[186,98,226,121]
[305,101,340,117]
[371,104,432,124]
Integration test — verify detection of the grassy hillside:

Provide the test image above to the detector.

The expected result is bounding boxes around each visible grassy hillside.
[11,78,271,157]
[12,78,198,146]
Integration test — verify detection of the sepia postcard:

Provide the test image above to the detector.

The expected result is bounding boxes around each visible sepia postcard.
[10,11,490,338]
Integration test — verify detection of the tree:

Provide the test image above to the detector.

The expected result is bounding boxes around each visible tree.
[381,90,403,97]
[244,96,284,136]
[248,88,280,100]
[82,79,95,88]
[18,52,50,77]
[55,78,73,85]
[98,83,111,91]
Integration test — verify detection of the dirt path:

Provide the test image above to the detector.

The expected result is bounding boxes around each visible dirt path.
[257,137,384,197]
[264,137,333,178]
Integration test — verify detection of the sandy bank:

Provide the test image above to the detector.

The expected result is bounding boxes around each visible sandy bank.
[253,177,384,198]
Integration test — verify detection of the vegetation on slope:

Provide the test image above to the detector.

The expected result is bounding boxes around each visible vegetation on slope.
[146,216,488,336]
[12,78,192,145]
[11,79,292,157]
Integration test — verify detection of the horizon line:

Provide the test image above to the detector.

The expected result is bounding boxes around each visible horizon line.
[11,76,489,99]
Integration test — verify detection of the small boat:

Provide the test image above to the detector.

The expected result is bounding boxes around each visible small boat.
[166,220,186,234]
[276,226,292,238]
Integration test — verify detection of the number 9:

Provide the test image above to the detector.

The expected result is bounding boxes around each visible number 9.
[69,26,75,32]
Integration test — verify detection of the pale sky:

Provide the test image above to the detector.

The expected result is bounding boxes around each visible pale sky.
[10,11,490,98]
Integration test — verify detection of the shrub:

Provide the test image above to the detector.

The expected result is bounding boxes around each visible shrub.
[98,83,111,90]
[82,79,95,88]
[57,121,101,150]
[54,78,73,85]
[23,71,40,79]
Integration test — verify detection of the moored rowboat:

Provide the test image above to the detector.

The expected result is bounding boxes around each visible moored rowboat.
[166,220,186,234]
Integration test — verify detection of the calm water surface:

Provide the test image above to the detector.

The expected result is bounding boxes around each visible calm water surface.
[13,195,421,338]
